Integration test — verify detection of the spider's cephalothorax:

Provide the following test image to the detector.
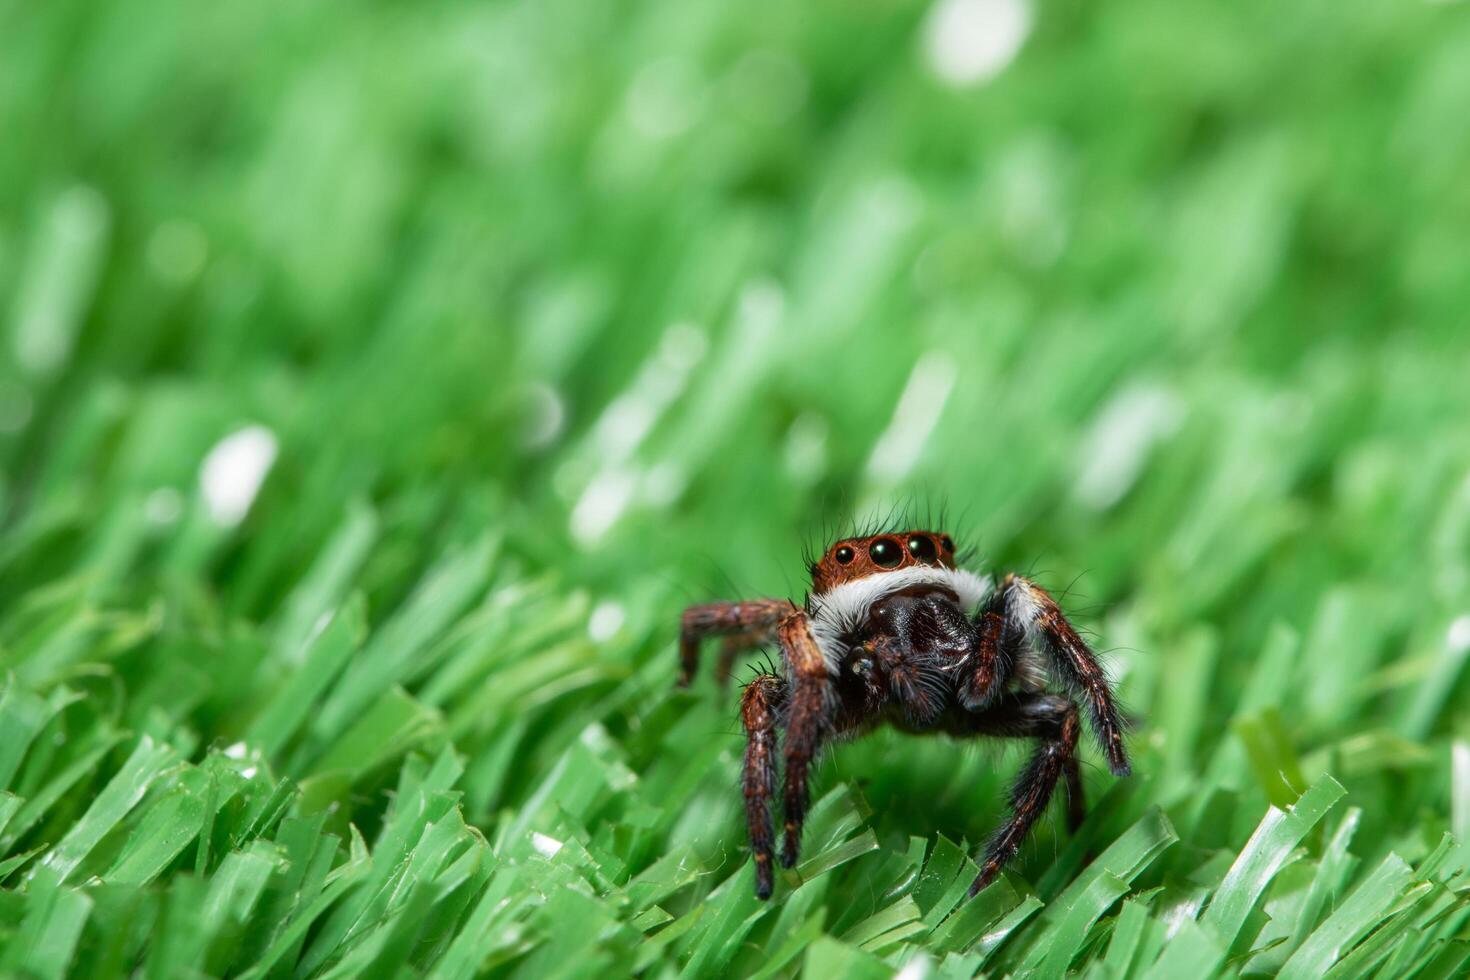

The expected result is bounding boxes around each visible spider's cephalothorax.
[677,529,1131,901]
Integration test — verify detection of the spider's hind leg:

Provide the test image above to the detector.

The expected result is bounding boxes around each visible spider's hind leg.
[961,692,1082,895]
[740,671,788,899]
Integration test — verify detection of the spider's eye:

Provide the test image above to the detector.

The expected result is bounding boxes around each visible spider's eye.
[834,545,855,565]
[906,535,937,562]
[940,535,954,553]
[869,538,902,568]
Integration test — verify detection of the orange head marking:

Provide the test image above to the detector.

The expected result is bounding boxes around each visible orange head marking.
[810,530,956,594]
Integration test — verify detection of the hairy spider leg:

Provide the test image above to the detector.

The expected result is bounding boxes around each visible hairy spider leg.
[958,587,1026,710]
[717,635,763,687]
[677,598,791,687]
[740,672,788,900]
[962,692,1083,895]
[776,612,831,871]
[993,575,1132,777]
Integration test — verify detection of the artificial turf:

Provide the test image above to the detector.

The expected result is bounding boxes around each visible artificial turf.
[4,0,1470,976]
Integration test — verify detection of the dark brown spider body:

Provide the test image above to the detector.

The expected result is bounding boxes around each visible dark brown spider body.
[678,529,1131,901]
[836,588,974,729]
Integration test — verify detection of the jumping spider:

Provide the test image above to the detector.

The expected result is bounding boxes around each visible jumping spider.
[677,528,1131,900]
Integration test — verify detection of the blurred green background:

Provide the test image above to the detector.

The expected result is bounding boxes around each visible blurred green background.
[4,0,1470,976]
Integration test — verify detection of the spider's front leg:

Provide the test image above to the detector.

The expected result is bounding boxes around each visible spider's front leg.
[677,598,791,687]
[776,611,833,871]
[740,671,787,899]
[963,575,1131,776]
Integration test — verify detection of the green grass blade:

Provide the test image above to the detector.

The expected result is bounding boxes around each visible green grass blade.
[270,501,378,661]
[307,535,496,748]
[36,736,175,883]
[1277,853,1415,980]
[247,595,365,760]
[0,869,92,979]
[1010,808,1177,974]
[1201,775,1345,949]
[1139,919,1225,980]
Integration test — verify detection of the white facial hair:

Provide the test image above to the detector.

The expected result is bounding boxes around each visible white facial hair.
[806,565,991,673]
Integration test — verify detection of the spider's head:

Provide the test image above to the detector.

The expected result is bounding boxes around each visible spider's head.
[809,530,957,595]
[805,528,989,672]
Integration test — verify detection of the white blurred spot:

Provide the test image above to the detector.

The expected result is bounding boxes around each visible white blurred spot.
[627,58,703,138]
[865,351,957,483]
[147,221,208,284]
[14,185,110,376]
[590,324,706,465]
[784,412,830,485]
[144,487,184,526]
[224,741,248,759]
[1074,383,1184,510]
[895,959,933,980]
[521,383,566,450]
[571,466,637,544]
[572,324,707,544]
[240,766,258,779]
[531,832,564,858]
[199,425,278,527]
[1448,615,1470,653]
[588,601,626,643]
[923,0,1032,87]
[0,383,33,433]
[308,607,334,634]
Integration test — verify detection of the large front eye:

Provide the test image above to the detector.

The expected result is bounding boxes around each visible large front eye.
[834,545,855,565]
[907,535,937,562]
[869,538,902,567]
